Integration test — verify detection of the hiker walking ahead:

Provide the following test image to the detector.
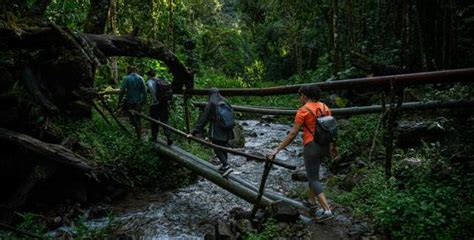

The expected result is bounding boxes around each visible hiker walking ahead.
[188,88,235,176]
[146,69,173,145]
[119,66,147,139]
[267,85,339,222]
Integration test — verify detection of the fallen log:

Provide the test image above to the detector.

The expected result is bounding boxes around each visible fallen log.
[153,139,273,207]
[0,162,57,223]
[2,24,193,94]
[174,144,306,209]
[0,128,94,171]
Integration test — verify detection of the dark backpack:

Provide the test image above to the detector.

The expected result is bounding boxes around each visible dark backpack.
[154,78,173,103]
[215,101,235,130]
[303,104,337,145]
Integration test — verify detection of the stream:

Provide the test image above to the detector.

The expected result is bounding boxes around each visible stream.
[62,120,333,238]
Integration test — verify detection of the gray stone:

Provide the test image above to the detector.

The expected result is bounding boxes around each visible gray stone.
[265,201,300,223]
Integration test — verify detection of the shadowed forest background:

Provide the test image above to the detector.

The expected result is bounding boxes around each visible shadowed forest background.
[0,0,473,239]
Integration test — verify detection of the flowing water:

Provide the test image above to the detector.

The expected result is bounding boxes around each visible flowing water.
[77,120,330,239]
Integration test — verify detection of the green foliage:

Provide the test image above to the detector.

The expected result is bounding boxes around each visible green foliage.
[0,212,46,239]
[243,219,278,240]
[57,111,192,189]
[336,114,380,160]
[45,0,90,30]
[332,143,474,239]
[70,213,116,239]
[16,212,47,236]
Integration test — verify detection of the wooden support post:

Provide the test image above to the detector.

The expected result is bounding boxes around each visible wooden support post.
[251,160,274,220]
[184,94,191,134]
[97,95,132,136]
[91,101,111,125]
[382,84,404,179]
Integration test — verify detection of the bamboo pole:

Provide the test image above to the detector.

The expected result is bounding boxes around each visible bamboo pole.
[251,160,274,219]
[100,68,474,96]
[193,100,474,116]
[174,145,306,209]
[153,139,273,207]
[186,68,474,96]
[131,111,296,170]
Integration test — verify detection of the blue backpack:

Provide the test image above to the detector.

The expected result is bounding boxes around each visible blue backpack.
[216,101,235,130]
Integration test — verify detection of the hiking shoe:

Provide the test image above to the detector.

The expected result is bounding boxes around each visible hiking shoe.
[314,210,334,223]
[315,208,325,217]
[167,138,173,146]
[219,165,233,177]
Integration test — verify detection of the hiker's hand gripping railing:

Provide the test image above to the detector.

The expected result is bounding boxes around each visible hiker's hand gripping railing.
[130,110,296,170]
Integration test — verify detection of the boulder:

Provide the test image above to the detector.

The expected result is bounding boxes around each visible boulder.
[228,123,245,148]
[265,201,300,223]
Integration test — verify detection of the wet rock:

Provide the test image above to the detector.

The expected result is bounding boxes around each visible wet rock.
[396,117,452,148]
[215,221,236,240]
[265,201,299,223]
[291,170,307,182]
[340,168,367,191]
[260,115,276,123]
[348,222,370,239]
[230,207,250,220]
[204,232,216,240]
[247,131,258,138]
[228,123,245,148]
[234,219,253,233]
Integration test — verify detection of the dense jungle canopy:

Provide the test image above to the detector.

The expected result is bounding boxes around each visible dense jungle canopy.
[0,0,473,239]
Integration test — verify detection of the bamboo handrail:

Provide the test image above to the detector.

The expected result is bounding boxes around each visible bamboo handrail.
[186,68,474,96]
[130,111,296,170]
[193,100,474,116]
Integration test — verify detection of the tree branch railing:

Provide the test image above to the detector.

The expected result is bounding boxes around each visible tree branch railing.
[193,100,474,116]
[185,68,474,96]
[129,111,296,170]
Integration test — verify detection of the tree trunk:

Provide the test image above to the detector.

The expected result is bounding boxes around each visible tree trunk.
[332,0,341,75]
[414,3,428,70]
[29,0,51,17]
[84,0,111,34]
[0,128,94,171]
[108,0,118,84]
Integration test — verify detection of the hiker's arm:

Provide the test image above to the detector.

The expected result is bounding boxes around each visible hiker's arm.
[268,123,301,159]
[147,80,158,103]
[140,79,147,104]
[118,78,127,105]
[192,103,212,135]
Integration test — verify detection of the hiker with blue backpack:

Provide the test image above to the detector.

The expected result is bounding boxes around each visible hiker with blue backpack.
[119,66,147,139]
[187,88,235,176]
[267,85,339,222]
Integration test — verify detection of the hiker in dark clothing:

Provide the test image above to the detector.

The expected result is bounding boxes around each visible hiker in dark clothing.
[119,66,147,139]
[187,88,234,176]
[146,69,173,145]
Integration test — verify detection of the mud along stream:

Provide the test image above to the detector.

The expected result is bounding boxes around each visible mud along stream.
[58,120,332,238]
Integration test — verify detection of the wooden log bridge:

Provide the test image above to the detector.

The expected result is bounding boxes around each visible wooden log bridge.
[130,111,306,210]
[152,138,306,210]
[130,111,296,170]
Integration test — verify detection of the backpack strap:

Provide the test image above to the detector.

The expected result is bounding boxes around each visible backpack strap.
[302,106,316,135]
[302,103,326,134]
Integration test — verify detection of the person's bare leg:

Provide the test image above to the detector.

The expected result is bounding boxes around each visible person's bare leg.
[308,188,317,205]
[317,192,330,211]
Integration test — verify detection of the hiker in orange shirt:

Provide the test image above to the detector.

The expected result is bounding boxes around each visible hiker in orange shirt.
[267,85,339,222]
